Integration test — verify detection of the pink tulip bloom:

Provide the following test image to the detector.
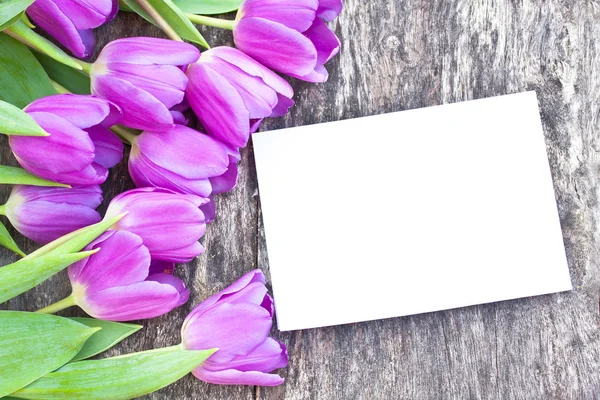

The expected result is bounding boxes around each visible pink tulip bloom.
[186,47,294,149]
[105,187,208,263]
[182,270,287,386]
[9,94,123,186]
[91,37,200,131]
[3,185,102,244]
[233,0,342,82]
[27,0,118,58]
[68,230,189,321]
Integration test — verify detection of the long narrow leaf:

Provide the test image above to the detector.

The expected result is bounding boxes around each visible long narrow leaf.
[122,0,210,48]
[0,311,99,397]
[0,220,25,256]
[34,52,91,95]
[0,165,68,187]
[0,34,55,108]
[173,0,242,14]
[0,99,47,136]
[0,0,35,29]
[68,318,142,362]
[12,347,217,399]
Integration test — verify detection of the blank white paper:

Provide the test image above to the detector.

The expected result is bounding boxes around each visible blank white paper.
[252,91,572,331]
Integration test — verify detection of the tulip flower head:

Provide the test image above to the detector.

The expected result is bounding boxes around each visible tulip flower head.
[182,269,288,386]
[91,37,200,131]
[9,94,123,186]
[68,230,189,321]
[233,0,341,82]
[104,187,208,263]
[186,46,294,149]
[128,125,230,198]
[1,185,103,244]
[27,0,118,58]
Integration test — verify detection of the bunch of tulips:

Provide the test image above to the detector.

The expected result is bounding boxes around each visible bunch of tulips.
[0,0,342,394]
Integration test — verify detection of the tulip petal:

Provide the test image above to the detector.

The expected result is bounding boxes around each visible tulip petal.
[148,260,175,275]
[135,126,229,179]
[209,159,238,195]
[9,185,103,207]
[81,280,184,321]
[317,0,343,21]
[208,338,288,373]
[192,367,284,386]
[69,231,150,293]
[270,94,295,118]
[129,152,214,198]
[91,75,174,131]
[203,62,278,119]
[106,63,188,109]
[240,0,318,32]
[86,125,123,169]
[53,0,113,29]
[306,18,340,65]
[184,270,266,324]
[200,196,216,224]
[147,273,189,307]
[187,63,250,148]
[171,111,188,125]
[208,47,294,98]
[27,0,89,57]
[234,17,317,77]
[24,95,114,130]
[183,302,272,363]
[96,37,200,66]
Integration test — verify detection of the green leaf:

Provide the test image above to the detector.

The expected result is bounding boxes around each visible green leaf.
[0,220,25,256]
[122,0,210,48]
[34,52,91,95]
[0,165,69,187]
[0,11,22,31]
[12,347,217,399]
[0,34,55,108]
[173,0,241,14]
[0,249,98,304]
[68,318,142,362]
[0,0,35,30]
[0,99,47,136]
[0,311,99,397]
[6,20,83,70]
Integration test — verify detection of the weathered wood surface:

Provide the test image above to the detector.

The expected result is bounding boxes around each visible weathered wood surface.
[2,0,600,398]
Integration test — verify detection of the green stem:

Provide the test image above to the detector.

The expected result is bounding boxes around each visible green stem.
[51,80,70,94]
[74,59,93,74]
[0,204,6,215]
[136,0,183,41]
[110,125,139,145]
[36,294,76,314]
[186,14,235,30]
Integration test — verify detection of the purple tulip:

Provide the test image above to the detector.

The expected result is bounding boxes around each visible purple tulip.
[2,185,102,244]
[233,0,341,82]
[128,125,230,198]
[91,37,200,131]
[9,94,123,186]
[186,47,294,149]
[181,269,287,386]
[68,230,189,321]
[27,0,118,58]
[104,187,207,263]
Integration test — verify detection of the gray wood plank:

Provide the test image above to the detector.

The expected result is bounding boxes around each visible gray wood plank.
[2,0,600,398]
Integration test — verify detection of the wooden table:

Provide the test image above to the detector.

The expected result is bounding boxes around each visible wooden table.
[2,0,600,398]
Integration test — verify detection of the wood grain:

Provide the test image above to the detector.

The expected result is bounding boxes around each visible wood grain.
[2,0,600,398]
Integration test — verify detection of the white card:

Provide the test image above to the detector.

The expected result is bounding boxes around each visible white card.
[253,91,572,331]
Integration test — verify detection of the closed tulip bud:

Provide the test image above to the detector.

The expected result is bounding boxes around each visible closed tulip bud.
[104,187,208,263]
[186,47,294,149]
[1,185,102,244]
[27,0,118,58]
[91,37,200,131]
[9,94,123,186]
[182,270,287,386]
[233,0,341,82]
[128,125,230,198]
[67,230,189,321]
